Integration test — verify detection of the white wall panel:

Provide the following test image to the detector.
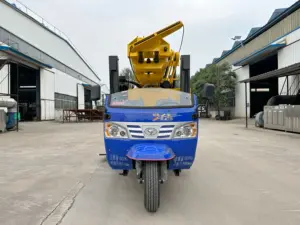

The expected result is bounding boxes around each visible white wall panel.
[55,69,79,97]
[0,64,9,94]
[0,1,99,84]
[78,85,85,109]
[278,41,300,68]
[40,68,55,120]
[234,65,250,118]
[278,39,300,95]
[40,68,55,100]
[41,100,55,121]
[41,68,87,120]
[282,27,300,46]
[54,69,85,109]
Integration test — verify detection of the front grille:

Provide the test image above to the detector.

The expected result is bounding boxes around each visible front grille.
[157,125,174,139]
[127,124,175,139]
[127,125,144,138]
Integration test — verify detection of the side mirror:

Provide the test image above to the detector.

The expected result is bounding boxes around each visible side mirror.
[202,83,215,100]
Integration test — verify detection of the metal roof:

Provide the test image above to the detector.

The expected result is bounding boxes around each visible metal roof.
[0,45,52,68]
[239,62,300,83]
[247,27,261,38]
[268,8,287,23]
[212,57,219,63]
[214,2,300,64]
[0,27,98,85]
[231,41,241,49]
[1,0,101,81]
[221,50,229,56]
[233,43,286,67]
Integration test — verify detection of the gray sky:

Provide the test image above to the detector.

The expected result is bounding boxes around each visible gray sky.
[20,0,298,85]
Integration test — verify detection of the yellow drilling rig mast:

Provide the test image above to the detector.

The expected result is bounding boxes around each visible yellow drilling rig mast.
[127,21,183,88]
[109,21,190,93]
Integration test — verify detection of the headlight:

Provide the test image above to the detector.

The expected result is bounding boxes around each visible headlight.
[173,122,197,139]
[105,123,128,138]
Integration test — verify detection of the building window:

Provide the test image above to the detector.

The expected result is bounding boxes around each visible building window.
[55,93,77,110]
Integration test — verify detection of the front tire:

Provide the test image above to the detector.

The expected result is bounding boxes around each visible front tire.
[144,161,160,212]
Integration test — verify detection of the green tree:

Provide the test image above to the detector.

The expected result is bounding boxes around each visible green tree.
[191,62,237,113]
[120,67,134,81]
[120,67,135,89]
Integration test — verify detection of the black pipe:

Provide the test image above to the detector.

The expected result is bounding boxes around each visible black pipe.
[128,80,142,88]
[76,83,79,110]
[245,82,248,128]
[36,69,41,121]
[8,63,10,94]
[16,63,19,132]
[286,76,289,95]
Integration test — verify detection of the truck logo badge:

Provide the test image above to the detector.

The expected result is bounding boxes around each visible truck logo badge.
[144,128,158,136]
[153,113,173,121]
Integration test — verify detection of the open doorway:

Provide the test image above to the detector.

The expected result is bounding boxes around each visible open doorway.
[10,63,41,121]
[249,54,278,117]
[84,88,92,109]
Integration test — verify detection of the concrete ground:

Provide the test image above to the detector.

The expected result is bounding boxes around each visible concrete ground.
[1,120,300,225]
[0,122,102,225]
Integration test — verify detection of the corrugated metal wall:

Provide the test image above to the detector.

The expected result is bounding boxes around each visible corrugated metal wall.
[40,68,86,120]
[54,69,85,108]
[219,8,300,65]
[78,86,85,109]
[0,0,100,86]
[40,68,55,120]
[54,93,77,110]
[0,27,96,86]
[278,28,300,96]
[0,64,9,94]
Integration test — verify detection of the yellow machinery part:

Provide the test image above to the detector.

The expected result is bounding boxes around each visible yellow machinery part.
[127,21,183,87]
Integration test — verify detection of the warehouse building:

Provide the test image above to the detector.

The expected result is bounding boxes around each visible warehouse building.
[210,1,300,118]
[0,0,102,121]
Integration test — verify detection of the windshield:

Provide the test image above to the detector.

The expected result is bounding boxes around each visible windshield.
[109,88,193,108]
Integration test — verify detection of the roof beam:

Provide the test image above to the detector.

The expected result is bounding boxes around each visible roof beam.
[239,62,300,83]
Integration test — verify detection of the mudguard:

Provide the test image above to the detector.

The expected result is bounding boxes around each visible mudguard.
[127,144,175,161]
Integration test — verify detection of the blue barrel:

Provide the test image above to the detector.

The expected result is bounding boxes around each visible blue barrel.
[6,112,19,129]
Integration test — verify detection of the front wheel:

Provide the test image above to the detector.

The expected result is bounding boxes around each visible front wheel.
[144,161,160,212]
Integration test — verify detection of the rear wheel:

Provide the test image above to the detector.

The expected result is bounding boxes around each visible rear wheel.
[144,161,160,212]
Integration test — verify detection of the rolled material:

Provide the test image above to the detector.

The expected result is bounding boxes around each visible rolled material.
[0,98,17,112]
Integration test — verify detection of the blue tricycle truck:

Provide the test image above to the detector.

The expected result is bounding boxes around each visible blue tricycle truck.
[104,59,214,212]
[104,22,214,212]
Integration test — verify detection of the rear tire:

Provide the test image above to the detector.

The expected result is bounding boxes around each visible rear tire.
[144,161,160,212]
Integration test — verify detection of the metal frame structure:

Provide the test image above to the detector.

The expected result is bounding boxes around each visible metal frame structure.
[62,109,104,123]
[240,62,300,128]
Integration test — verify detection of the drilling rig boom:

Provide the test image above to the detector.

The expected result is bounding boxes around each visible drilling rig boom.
[127,21,184,88]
